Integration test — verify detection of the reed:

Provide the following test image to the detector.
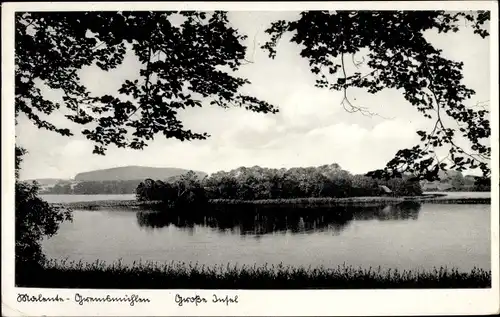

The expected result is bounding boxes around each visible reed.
[17,259,491,289]
[57,200,161,210]
[210,196,491,205]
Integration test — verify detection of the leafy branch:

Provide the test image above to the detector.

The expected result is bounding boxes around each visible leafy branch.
[262,10,491,181]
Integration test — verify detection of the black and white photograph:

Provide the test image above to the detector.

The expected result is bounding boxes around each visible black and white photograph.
[2,1,499,316]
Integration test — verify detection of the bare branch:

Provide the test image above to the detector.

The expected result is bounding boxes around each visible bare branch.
[126,45,153,121]
[241,31,259,65]
[339,52,393,119]
[423,62,489,170]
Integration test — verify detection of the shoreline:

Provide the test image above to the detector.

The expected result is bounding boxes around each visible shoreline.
[53,195,491,210]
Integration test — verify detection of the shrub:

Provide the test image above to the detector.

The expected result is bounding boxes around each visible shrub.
[15,147,73,280]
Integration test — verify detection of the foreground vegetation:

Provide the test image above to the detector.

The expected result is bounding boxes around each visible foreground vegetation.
[15,149,72,273]
[18,260,491,289]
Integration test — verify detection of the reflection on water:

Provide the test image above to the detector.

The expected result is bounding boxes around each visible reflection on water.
[136,202,422,236]
[42,202,490,271]
[352,202,421,221]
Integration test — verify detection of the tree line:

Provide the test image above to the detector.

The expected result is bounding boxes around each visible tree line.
[39,167,489,196]
[135,164,423,205]
[42,180,141,195]
[421,171,491,192]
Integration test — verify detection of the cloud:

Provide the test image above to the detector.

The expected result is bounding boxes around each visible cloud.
[61,140,94,158]
[278,85,343,130]
[371,120,420,140]
[307,122,368,147]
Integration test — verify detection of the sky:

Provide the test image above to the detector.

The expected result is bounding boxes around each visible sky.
[16,11,491,180]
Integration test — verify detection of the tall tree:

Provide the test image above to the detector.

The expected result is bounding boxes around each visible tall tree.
[262,10,491,182]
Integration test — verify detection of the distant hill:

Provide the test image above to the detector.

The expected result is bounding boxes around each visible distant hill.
[74,166,207,182]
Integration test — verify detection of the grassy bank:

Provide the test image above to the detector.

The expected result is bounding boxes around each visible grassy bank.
[17,260,491,289]
[57,195,491,210]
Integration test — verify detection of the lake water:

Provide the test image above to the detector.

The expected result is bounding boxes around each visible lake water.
[41,198,491,272]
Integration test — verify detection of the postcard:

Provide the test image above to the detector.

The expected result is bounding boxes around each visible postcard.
[2,1,499,316]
